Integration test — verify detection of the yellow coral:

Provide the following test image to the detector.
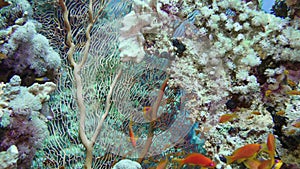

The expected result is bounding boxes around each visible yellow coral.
[0,82,4,95]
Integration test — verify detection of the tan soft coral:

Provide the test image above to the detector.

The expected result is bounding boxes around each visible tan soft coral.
[0,82,7,118]
[286,0,298,6]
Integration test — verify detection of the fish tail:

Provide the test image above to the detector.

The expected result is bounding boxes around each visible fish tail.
[270,156,275,168]
[172,158,184,168]
[225,156,235,164]
[273,159,283,169]
[260,143,268,153]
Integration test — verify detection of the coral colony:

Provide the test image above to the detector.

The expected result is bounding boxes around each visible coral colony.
[0,0,299,168]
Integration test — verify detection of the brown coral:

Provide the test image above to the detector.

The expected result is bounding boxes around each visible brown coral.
[286,0,298,6]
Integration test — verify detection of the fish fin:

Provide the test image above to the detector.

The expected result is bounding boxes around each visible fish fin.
[129,115,134,125]
[270,157,275,169]
[225,156,234,164]
[273,159,283,169]
[237,158,247,164]
[172,158,183,168]
[260,143,269,153]
[178,163,184,169]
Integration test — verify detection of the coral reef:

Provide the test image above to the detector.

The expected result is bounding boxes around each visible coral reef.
[0,0,61,86]
[0,0,299,168]
[0,75,56,168]
[0,0,32,29]
[0,145,19,169]
[0,20,61,85]
[112,159,142,169]
[118,0,300,168]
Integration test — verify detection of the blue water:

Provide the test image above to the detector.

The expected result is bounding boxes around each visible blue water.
[262,0,276,13]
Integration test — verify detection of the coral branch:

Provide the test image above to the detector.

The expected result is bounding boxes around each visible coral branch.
[58,0,76,67]
[138,78,169,162]
[91,68,122,144]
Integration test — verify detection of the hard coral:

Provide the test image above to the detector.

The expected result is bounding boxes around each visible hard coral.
[0,113,48,168]
[0,75,53,168]
[0,20,61,85]
[0,0,32,29]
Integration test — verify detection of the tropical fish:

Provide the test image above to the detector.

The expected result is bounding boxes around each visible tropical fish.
[292,121,300,128]
[225,9,236,17]
[251,111,262,115]
[285,129,296,135]
[226,144,262,164]
[35,77,50,82]
[258,159,282,169]
[275,110,285,116]
[143,106,152,121]
[129,118,137,147]
[156,158,168,169]
[243,159,261,169]
[219,113,238,123]
[286,90,300,95]
[244,159,282,169]
[265,90,272,97]
[172,10,200,38]
[287,79,297,87]
[273,159,283,169]
[266,134,276,167]
[143,106,151,113]
[246,115,254,120]
[258,159,273,169]
[172,153,216,168]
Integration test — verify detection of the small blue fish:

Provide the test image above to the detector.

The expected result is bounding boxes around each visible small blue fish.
[173,10,200,38]
[225,9,236,17]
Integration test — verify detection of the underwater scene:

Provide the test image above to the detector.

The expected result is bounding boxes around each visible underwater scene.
[0,0,300,168]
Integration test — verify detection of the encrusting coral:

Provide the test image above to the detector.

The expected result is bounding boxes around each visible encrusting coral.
[0,145,19,169]
[0,75,56,168]
[0,0,61,86]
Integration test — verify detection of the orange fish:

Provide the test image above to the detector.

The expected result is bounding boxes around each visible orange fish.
[246,116,254,120]
[172,153,216,168]
[243,159,261,169]
[226,144,262,164]
[219,113,238,123]
[292,121,300,128]
[266,134,276,167]
[143,106,152,121]
[285,129,296,135]
[129,118,137,147]
[276,110,285,116]
[265,90,272,97]
[287,79,297,87]
[251,111,262,115]
[156,158,168,169]
[258,160,273,169]
[258,159,282,169]
[143,106,151,113]
[244,159,282,169]
[286,90,300,95]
